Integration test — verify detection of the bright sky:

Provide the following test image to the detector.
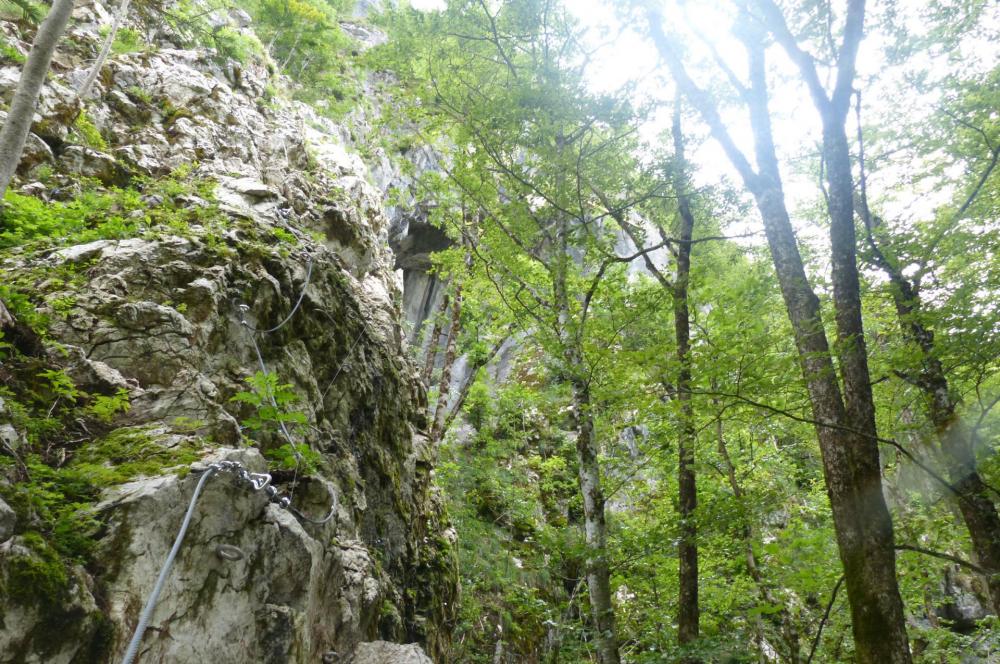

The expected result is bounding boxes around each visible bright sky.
[404,0,1000,252]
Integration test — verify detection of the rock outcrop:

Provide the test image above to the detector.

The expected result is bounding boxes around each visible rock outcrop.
[0,1,456,662]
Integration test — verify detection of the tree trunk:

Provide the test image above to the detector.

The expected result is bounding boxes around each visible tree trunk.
[76,0,131,101]
[421,291,449,390]
[817,116,910,662]
[644,11,912,662]
[860,196,1000,615]
[568,369,620,664]
[431,286,462,440]
[940,414,1000,615]
[753,177,909,664]
[442,336,505,434]
[0,0,75,202]
[894,292,1000,614]
[671,107,699,658]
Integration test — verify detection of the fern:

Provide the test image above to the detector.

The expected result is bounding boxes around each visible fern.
[0,0,44,23]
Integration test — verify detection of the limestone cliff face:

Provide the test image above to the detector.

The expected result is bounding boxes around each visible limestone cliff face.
[0,2,457,662]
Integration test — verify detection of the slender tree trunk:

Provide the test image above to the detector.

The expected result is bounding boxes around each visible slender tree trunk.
[887,274,1000,614]
[442,336,505,433]
[551,168,619,662]
[279,31,302,70]
[0,0,75,202]
[671,107,699,658]
[645,11,912,662]
[431,286,462,440]
[568,367,620,664]
[421,291,449,389]
[76,0,131,101]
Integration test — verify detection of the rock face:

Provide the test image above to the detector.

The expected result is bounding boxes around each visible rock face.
[349,640,434,664]
[0,2,455,662]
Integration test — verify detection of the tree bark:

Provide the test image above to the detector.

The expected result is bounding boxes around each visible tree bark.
[671,107,700,658]
[431,286,462,440]
[421,291,450,390]
[645,8,912,662]
[0,0,75,202]
[442,336,505,434]
[568,368,620,664]
[76,0,131,101]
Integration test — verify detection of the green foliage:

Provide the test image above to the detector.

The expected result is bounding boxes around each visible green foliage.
[436,374,591,662]
[108,25,145,54]
[0,189,130,249]
[5,533,69,606]
[0,33,25,62]
[72,110,108,150]
[462,378,493,430]
[242,0,360,116]
[125,84,152,104]
[87,388,131,423]
[265,442,321,474]
[38,368,79,401]
[376,1,999,659]
[0,0,43,23]
[0,169,222,251]
[2,428,201,563]
[231,371,308,432]
[211,25,266,64]
[231,371,324,475]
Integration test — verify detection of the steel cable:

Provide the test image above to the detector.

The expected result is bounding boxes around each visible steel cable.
[121,465,219,664]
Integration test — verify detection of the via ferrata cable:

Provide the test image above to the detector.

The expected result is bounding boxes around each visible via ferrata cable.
[119,461,334,663]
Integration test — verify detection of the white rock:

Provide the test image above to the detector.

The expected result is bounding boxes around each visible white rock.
[0,497,15,544]
[349,641,433,664]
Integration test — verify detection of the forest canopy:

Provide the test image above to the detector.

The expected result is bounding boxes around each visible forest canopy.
[372,0,1000,662]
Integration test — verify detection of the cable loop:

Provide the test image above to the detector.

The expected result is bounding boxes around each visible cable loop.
[239,255,315,335]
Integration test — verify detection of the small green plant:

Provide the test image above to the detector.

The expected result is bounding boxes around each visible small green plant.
[0,0,44,24]
[231,372,325,474]
[5,533,69,605]
[0,33,25,62]
[160,100,193,129]
[110,26,144,54]
[265,442,322,473]
[272,227,296,245]
[72,111,108,150]
[50,295,76,315]
[38,368,79,401]
[31,163,53,182]
[125,85,152,104]
[231,371,307,431]
[87,388,131,423]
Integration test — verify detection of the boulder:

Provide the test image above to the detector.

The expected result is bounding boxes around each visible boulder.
[349,641,434,664]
